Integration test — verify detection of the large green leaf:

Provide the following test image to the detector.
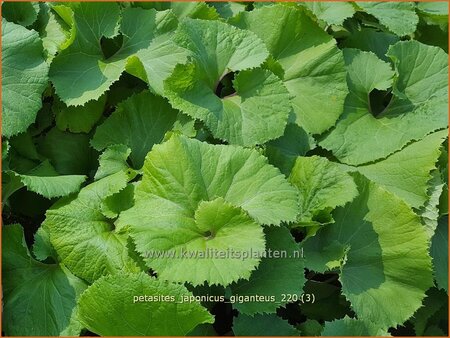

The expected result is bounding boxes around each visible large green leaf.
[49,4,186,105]
[229,226,305,314]
[2,19,49,138]
[91,91,178,168]
[356,2,418,36]
[420,171,446,237]
[2,2,40,26]
[5,160,86,199]
[2,224,87,336]
[417,2,448,29]
[357,130,448,208]
[303,175,433,329]
[289,156,358,225]
[43,171,142,283]
[210,2,247,19]
[230,5,348,134]
[165,19,292,146]
[302,2,355,26]
[322,316,389,336]
[321,42,448,165]
[118,135,298,286]
[135,2,219,20]
[34,3,71,61]
[78,272,214,336]
[94,144,132,181]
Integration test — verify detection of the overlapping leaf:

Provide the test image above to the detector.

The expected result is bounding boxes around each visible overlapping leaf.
[321,42,448,165]
[289,156,358,226]
[357,130,447,208]
[322,316,389,336]
[302,2,355,26]
[2,224,87,336]
[43,171,142,283]
[5,160,86,199]
[2,19,49,138]
[356,2,418,36]
[1,2,448,336]
[78,272,213,336]
[49,3,187,105]
[303,175,433,329]
[118,135,298,286]
[230,5,348,134]
[165,19,291,146]
[91,91,178,168]
[229,226,305,314]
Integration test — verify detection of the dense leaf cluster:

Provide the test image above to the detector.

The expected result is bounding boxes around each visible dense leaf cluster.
[2,2,448,337]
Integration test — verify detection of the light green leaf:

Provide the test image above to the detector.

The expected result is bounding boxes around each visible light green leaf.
[60,308,84,337]
[118,135,298,285]
[129,10,189,96]
[6,160,86,199]
[302,2,355,26]
[55,95,106,133]
[417,2,448,28]
[420,171,445,237]
[101,183,135,219]
[431,216,448,292]
[322,316,390,336]
[356,2,418,36]
[357,130,448,208]
[2,19,49,138]
[321,42,448,165]
[165,19,291,146]
[417,2,448,17]
[210,2,247,19]
[230,226,305,314]
[43,171,142,283]
[233,314,299,336]
[135,2,219,20]
[230,5,348,134]
[34,3,71,61]
[289,156,358,225]
[122,134,298,226]
[49,4,185,105]
[2,2,39,26]
[94,144,132,181]
[2,224,87,336]
[91,91,178,168]
[124,196,265,286]
[303,175,433,328]
[77,272,214,336]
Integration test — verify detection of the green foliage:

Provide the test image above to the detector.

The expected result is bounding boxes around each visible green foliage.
[77,272,213,336]
[2,1,448,336]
